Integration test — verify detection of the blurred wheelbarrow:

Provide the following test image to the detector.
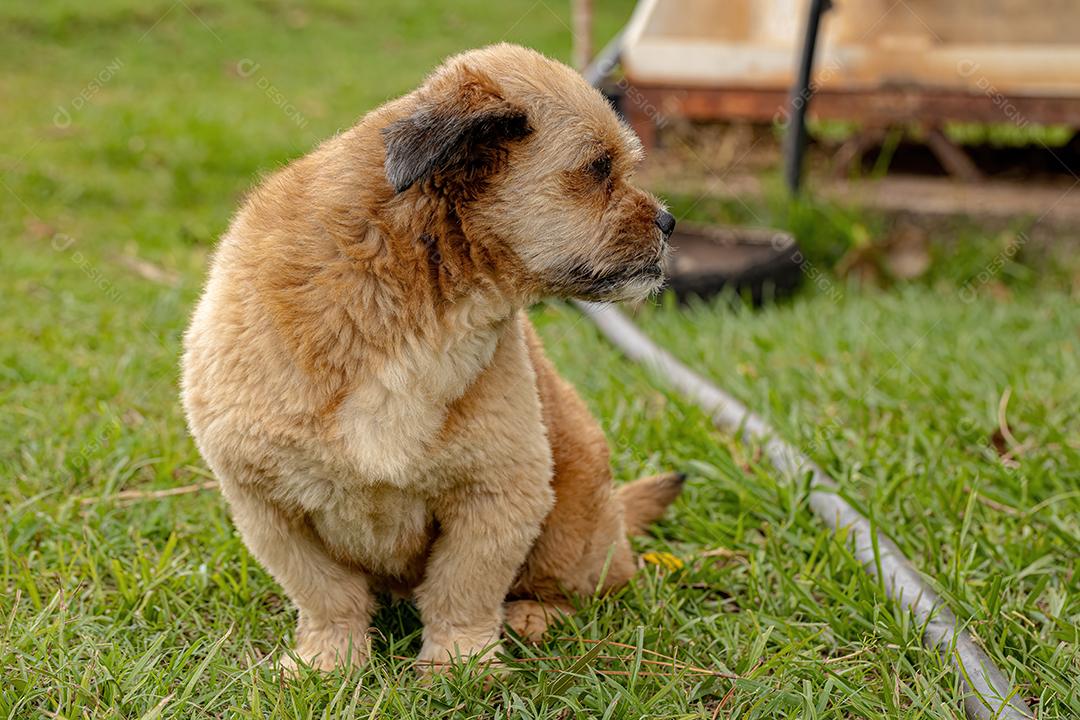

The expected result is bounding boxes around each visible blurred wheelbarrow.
[663,223,802,304]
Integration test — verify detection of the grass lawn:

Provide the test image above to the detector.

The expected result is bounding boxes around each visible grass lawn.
[2,1,1078,717]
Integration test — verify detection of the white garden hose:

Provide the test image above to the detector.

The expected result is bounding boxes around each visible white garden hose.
[576,301,1034,720]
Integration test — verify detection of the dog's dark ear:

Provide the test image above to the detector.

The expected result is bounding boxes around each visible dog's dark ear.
[383,66,532,193]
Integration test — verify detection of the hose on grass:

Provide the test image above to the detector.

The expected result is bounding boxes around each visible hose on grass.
[576,301,1034,720]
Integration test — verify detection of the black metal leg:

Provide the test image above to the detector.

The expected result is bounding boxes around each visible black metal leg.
[784,0,832,195]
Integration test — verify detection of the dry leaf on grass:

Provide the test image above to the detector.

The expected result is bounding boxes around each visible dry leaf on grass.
[115,254,181,287]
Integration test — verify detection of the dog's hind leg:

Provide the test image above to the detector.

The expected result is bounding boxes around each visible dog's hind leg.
[504,598,574,642]
[509,320,683,641]
[505,474,683,642]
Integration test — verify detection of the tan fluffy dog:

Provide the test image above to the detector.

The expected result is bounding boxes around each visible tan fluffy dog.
[181,43,682,673]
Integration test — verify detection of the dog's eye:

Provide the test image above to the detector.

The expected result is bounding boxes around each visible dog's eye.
[588,155,612,182]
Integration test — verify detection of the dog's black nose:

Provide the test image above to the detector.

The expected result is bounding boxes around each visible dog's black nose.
[655,209,676,238]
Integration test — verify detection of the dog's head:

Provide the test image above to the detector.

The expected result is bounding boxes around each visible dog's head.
[382,43,674,303]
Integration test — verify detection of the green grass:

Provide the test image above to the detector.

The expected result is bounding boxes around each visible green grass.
[2,1,1078,718]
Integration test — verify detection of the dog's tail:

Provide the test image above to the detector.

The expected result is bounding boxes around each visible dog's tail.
[618,472,685,536]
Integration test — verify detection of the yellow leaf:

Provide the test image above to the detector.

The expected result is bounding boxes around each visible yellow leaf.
[641,551,683,571]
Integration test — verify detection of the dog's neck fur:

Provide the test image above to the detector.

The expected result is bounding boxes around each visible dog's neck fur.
[353,191,525,339]
[251,157,520,376]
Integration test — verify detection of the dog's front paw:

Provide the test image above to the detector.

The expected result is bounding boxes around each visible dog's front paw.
[416,628,503,677]
[281,622,371,675]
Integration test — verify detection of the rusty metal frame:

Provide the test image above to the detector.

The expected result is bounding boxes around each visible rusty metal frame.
[624,84,1080,149]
